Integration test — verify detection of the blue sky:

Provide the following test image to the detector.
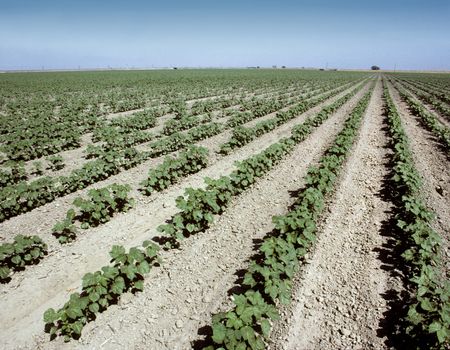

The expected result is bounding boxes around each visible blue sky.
[0,0,449,70]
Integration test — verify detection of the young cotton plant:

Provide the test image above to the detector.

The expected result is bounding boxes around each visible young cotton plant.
[73,184,134,228]
[52,184,134,243]
[140,145,209,195]
[44,241,160,341]
[0,235,48,282]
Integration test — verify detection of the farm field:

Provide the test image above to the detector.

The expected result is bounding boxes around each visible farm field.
[0,69,449,349]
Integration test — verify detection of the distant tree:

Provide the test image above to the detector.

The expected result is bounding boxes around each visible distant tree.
[281,65,286,68]
[371,65,380,70]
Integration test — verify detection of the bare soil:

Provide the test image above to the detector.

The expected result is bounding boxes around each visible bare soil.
[1,75,447,350]
[0,81,369,349]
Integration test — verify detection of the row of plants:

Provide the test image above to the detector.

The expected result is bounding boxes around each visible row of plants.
[43,241,161,341]
[383,86,449,348]
[0,235,48,282]
[0,156,65,188]
[0,120,221,222]
[1,121,82,161]
[397,78,450,106]
[53,184,134,244]
[162,115,205,135]
[109,108,163,131]
[87,128,154,157]
[393,81,450,151]
[86,84,312,158]
[223,84,328,129]
[201,87,373,350]
[0,81,356,223]
[219,81,363,154]
[395,79,450,121]
[41,80,370,342]
[140,146,209,195]
[158,83,370,244]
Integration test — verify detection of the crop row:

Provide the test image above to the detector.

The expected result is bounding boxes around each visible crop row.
[383,85,449,348]
[202,88,373,349]
[0,81,351,222]
[53,184,134,243]
[395,77,450,105]
[158,81,368,244]
[219,82,361,154]
[0,77,292,164]
[0,235,48,282]
[394,78,450,121]
[42,80,371,342]
[391,80,450,151]
[140,146,209,195]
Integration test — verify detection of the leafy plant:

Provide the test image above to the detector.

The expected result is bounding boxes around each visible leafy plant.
[73,184,134,228]
[201,86,373,349]
[46,154,65,170]
[44,241,160,341]
[0,235,48,282]
[140,145,209,195]
[384,84,449,348]
[52,209,78,244]
[32,161,44,176]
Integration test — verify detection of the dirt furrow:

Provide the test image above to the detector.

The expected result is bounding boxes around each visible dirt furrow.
[18,84,319,180]
[392,78,450,128]
[54,80,374,350]
[269,77,396,349]
[0,82,355,246]
[386,80,450,264]
[0,82,371,349]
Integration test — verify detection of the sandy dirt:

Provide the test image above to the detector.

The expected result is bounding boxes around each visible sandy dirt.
[3,74,446,350]
[0,80,369,349]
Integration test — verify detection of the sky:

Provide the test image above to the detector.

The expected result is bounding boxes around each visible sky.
[0,0,449,71]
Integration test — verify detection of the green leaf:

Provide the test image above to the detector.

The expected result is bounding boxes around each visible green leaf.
[71,321,84,335]
[134,280,144,291]
[260,318,271,336]
[0,266,11,279]
[212,323,226,344]
[420,298,436,312]
[43,308,58,323]
[111,277,125,295]
[66,306,83,320]
[437,327,448,343]
[428,320,442,333]
[88,302,100,314]
[89,292,100,302]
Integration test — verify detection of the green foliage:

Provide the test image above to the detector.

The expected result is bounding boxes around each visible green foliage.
[384,85,449,348]
[2,121,81,161]
[52,209,78,244]
[52,183,134,243]
[203,86,373,349]
[0,162,28,188]
[140,146,209,195]
[162,115,202,135]
[44,241,160,341]
[158,140,295,242]
[219,81,362,154]
[396,83,450,152]
[32,161,44,176]
[46,155,65,170]
[0,235,47,282]
[110,109,159,131]
[73,184,134,228]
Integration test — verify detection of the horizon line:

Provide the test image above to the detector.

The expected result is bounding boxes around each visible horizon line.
[1,66,449,74]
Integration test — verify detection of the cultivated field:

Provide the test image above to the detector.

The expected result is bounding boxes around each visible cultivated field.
[0,69,448,349]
